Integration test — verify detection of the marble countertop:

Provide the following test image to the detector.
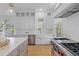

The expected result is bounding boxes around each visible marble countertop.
[0,37,28,56]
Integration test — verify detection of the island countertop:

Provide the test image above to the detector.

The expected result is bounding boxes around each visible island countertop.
[0,37,28,56]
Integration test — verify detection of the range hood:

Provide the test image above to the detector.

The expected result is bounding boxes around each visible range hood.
[56,3,79,18]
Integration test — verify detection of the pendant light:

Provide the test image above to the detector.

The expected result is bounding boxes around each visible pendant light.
[8,3,15,13]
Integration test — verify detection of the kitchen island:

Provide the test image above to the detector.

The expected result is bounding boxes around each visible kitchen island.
[0,37,28,56]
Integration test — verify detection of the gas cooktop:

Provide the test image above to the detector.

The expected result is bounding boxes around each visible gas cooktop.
[52,38,77,43]
[60,43,79,56]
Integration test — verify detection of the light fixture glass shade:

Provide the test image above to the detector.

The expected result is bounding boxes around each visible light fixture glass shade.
[8,3,15,13]
[9,8,13,13]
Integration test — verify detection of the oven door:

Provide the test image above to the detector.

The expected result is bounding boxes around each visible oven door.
[51,43,65,56]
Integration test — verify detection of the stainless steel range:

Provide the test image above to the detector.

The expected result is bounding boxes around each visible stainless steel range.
[51,38,79,56]
[60,43,79,56]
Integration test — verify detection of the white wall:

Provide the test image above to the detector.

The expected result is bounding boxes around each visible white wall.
[63,12,79,42]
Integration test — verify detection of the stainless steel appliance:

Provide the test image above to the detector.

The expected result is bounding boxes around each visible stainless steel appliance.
[28,34,35,45]
[60,43,79,56]
[51,41,65,56]
[51,38,78,56]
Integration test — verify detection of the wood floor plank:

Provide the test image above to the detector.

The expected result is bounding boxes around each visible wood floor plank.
[27,45,52,56]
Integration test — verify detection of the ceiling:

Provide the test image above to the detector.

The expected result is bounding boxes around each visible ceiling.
[15,3,57,11]
[0,3,57,16]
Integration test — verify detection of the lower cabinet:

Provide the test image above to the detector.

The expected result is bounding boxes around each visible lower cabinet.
[7,48,18,56]
[7,40,28,56]
[18,40,28,56]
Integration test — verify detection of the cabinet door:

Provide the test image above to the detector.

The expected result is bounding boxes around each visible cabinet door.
[7,49,18,56]
[7,40,28,56]
[23,40,28,56]
[36,37,50,44]
[18,40,28,56]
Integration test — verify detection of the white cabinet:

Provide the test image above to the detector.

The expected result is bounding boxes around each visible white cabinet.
[18,40,28,56]
[35,9,46,34]
[36,34,50,44]
[36,38,50,44]
[7,40,28,56]
[7,48,18,56]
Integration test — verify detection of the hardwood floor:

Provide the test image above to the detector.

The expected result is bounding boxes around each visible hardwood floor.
[27,45,52,56]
